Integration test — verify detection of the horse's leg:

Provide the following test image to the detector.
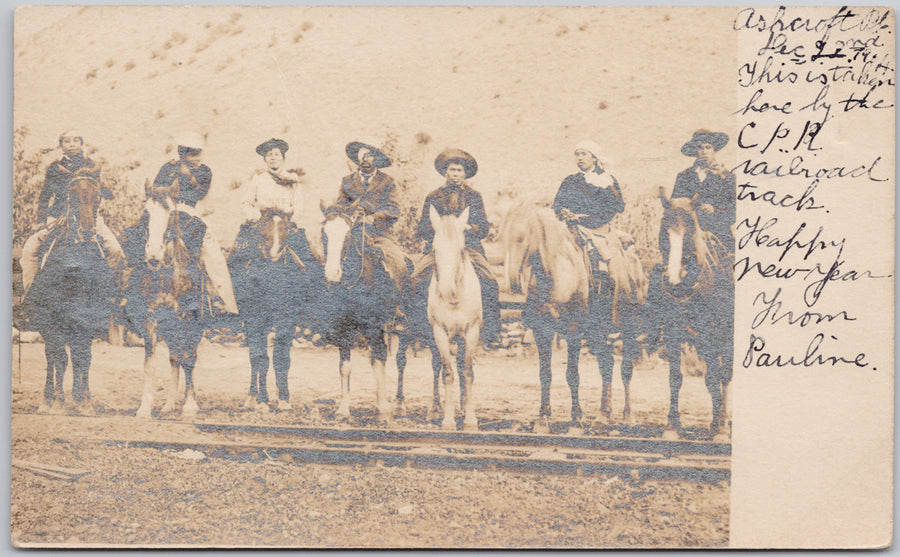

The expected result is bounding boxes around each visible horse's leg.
[394,334,408,417]
[663,339,683,440]
[180,341,200,419]
[137,324,159,419]
[273,326,293,410]
[533,327,554,434]
[564,334,584,431]
[369,331,391,422]
[426,339,443,422]
[335,345,352,419]
[460,328,480,432]
[456,338,467,412]
[70,333,95,416]
[621,340,636,427]
[40,335,64,413]
[242,324,264,410]
[595,337,614,424]
[433,327,456,431]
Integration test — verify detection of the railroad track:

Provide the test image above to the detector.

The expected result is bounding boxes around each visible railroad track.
[13,414,730,482]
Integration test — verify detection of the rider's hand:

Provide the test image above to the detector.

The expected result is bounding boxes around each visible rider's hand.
[698,203,715,214]
[360,215,375,225]
[559,208,577,222]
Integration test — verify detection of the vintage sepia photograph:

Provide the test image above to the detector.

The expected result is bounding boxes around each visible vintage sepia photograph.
[10,5,893,548]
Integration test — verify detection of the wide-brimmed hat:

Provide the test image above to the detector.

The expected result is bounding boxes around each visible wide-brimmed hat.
[256,138,289,157]
[176,131,206,151]
[345,141,391,168]
[434,148,478,178]
[681,129,729,157]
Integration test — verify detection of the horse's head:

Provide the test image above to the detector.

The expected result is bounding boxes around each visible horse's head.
[430,205,469,300]
[144,193,172,272]
[499,203,541,295]
[66,176,102,238]
[659,194,727,291]
[500,203,587,303]
[321,204,351,284]
[261,209,289,262]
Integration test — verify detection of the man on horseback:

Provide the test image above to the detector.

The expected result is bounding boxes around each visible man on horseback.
[147,132,238,315]
[331,141,411,292]
[553,140,643,304]
[21,129,124,294]
[409,148,501,347]
[664,129,736,253]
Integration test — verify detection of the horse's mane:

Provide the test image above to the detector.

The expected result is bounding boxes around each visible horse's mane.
[660,199,732,293]
[502,202,589,305]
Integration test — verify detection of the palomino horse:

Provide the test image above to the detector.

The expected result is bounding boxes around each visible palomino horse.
[502,203,643,433]
[228,209,324,412]
[320,207,399,422]
[121,187,208,419]
[425,206,483,431]
[23,176,118,415]
[649,193,733,440]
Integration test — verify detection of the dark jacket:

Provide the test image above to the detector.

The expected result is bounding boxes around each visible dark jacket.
[671,165,736,249]
[552,168,624,229]
[153,159,212,207]
[418,183,490,253]
[334,171,400,235]
[38,153,103,222]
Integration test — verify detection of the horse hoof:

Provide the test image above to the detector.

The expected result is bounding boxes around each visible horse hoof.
[242,396,257,410]
[335,404,351,420]
[49,402,66,416]
[394,404,407,419]
[441,419,457,432]
[276,400,293,412]
[37,403,51,415]
[462,420,478,433]
[426,408,442,423]
[533,419,550,435]
[568,423,585,436]
[661,427,681,441]
[76,402,96,417]
[255,403,271,414]
[135,406,152,419]
[160,403,176,415]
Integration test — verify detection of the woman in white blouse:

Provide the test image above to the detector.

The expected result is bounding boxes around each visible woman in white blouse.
[241,138,304,226]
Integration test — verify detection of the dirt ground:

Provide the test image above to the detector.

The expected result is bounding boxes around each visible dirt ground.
[10,337,729,547]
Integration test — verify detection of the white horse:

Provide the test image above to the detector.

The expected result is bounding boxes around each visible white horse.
[427,206,483,431]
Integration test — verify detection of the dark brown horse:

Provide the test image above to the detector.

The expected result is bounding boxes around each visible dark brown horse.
[23,176,118,415]
[228,209,324,412]
[648,194,733,440]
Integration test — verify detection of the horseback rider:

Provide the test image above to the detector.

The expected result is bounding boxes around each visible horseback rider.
[330,140,411,292]
[553,140,644,305]
[148,132,238,314]
[409,148,501,347]
[231,138,319,413]
[239,138,305,228]
[20,129,124,293]
[664,129,736,253]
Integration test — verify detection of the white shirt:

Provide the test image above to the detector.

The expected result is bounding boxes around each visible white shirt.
[242,170,304,226]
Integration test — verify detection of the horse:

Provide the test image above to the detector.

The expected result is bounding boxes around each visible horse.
[420,206,483,430]
[501,203,645,433]
[121,186,209,419]
[23,176,118,415]
[649,193,733,440]
[228,209,324,412]
[320,207,399,422]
